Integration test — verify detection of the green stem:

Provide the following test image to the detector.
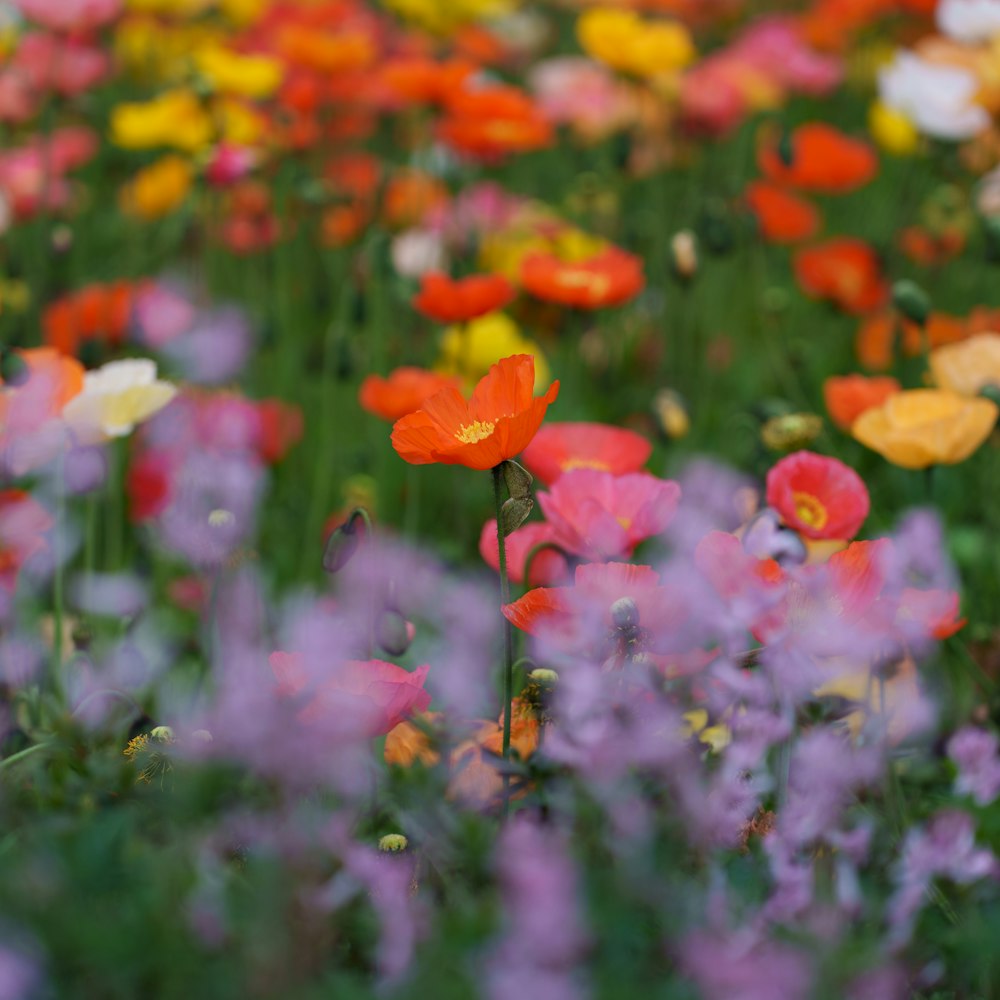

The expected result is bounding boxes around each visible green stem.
[492,465,515,819]
[0,742,51,771]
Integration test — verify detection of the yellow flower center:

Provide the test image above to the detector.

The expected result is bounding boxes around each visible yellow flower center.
[792,491,828,530]
[455,419,495,444]
[562,458,611,472]
[616,516,632,530]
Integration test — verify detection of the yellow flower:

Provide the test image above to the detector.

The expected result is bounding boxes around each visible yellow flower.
[120,155,193,220]
[111,89,213,152]
[852,388,998,468]
[577,8,695,79]
[929,333,1000,397]
[194,45,283,98]
[868,100,920,156]
[380,0,518,34]
[682,709,731,752]
[218,0,267,24]
[125,0,212,13]
[216,97,266,146]
[436,312,551,392]
[115,18,224,82]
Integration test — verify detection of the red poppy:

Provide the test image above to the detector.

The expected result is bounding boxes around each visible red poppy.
[269,652,431,738]
[520,422,652,484]
[745,180,820,244]
[793,238,888,314]
[391,354,559,471]
[359,367,462,423]
[411,272,515,324]
[537,469,681,561]
[256,399,304,464]
[381,169,449,229]
[437,85,553,160]
[759,122,878,193]
[765,450,870,541]
[520,247,645,310]
[479,519,570,586]
[42,281,139,357]
[126,449,175,522]
[898,226,966,267]
[823,374,901,430]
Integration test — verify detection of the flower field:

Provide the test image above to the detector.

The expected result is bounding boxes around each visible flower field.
[4,0,1000,996]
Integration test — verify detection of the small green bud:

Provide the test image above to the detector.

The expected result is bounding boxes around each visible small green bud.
[892,279,931,327]
[527,668,559,687]
[379,834,408,853]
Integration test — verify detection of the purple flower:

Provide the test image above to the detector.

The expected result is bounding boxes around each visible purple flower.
[947,726,1000,806]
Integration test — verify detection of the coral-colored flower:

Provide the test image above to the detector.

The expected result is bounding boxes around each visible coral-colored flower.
[537,469,680,560]
[359,367,462,423]
[269,652,431,738]
[520,246,644,310]
[479,520,570,586]
[411,272,514,324]
[520,422,652,484]
[759,122,878,193]
[852,389,998,468]
[391,354,559,471]
[766,451,870,541]
[745,181,820,244]
[823,374,901,430]
[793,238,888,314]
[855,310,973,371]
[437,85,553,160]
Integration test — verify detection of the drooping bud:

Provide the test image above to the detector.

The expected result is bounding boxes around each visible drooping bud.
[610,597,639,630]
[501,496,534,537]
[322,507,371,574]
[892,279,931,327]
[502,459,533,501]
[376,609,413,658]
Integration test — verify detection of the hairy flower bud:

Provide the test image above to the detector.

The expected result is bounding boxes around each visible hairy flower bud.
[893,279,931,327]
[379,834,409,853]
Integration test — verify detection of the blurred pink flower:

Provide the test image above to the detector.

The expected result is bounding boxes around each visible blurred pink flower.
[14,0,121,32]
[529,57,633,140]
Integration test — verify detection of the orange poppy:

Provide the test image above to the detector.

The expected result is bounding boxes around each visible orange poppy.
[381,169,449,229]
[520,247,645,310]
[823,374,901,429]
[359,367,462,423]
[411,272,515,324]
[898,226,966,267]
[759,123,878,194]
[793,238,888,314]
[380,57,477,106]
[437,86,553,160]
[856,310,972,370]
[42,281,139,357]
[745,181,821,244]
[391,354,559,471]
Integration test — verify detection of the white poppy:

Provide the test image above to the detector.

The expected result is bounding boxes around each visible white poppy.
[937,0,1000,43]
[62,359,176,443]
[878,51,990,141]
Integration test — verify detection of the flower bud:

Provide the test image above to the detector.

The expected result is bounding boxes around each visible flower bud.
[150,726,175,743]
[610,597,639,629]
[322,508,370,574]
[502,459,533,501]
[761,412,823,453]
[654,389,689,439]
[376,609,413,658]
[501,496,534,536]
[892,279,931,327]
[527,668,559,687]
[671,230,698,282]
[379,834,409,853]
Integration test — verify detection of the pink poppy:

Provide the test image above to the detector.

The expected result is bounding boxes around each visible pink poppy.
[14,0,122,32]
[520,421,652,485]
[479,519,570,586]
[14,33,110,97]
[269,652,431,738]
[528,57,633,139]
[537,469,680,561]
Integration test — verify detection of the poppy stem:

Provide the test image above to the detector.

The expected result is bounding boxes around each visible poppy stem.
[492,464,514,819]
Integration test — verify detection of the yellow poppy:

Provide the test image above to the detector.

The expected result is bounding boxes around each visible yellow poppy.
[929,332,1000,397]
